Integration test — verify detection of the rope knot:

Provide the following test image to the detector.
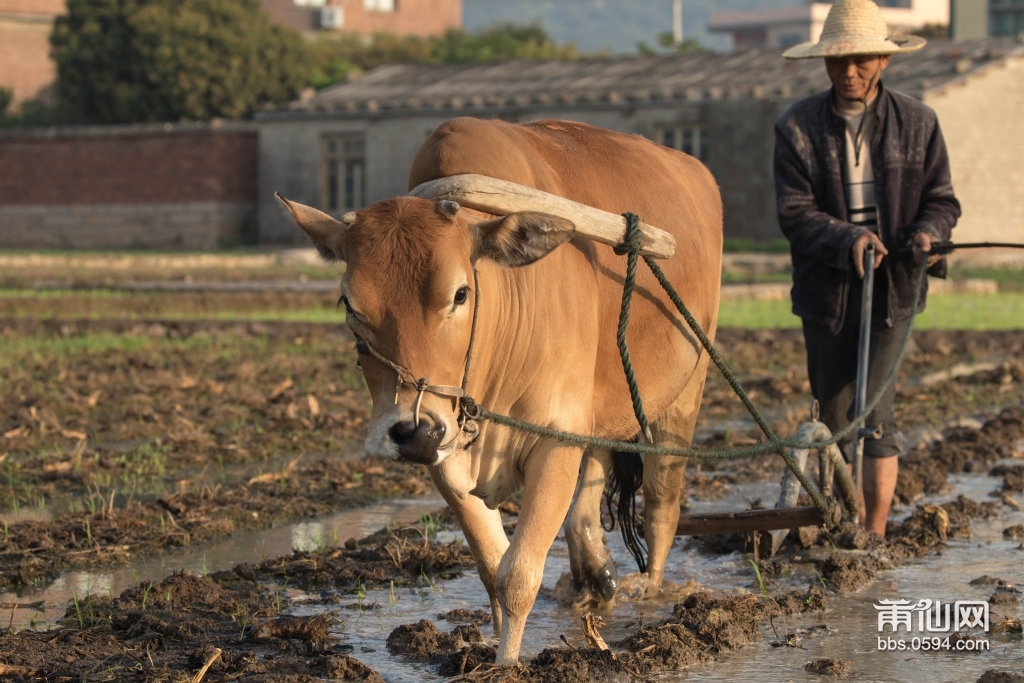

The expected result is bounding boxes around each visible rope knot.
[613,212,644,255]
[459,396,481,421]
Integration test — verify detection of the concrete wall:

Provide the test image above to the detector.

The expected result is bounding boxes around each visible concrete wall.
[924,55,1024,245]
[0,125,259,249]
[0,202,254,249]
[258,98,792,244]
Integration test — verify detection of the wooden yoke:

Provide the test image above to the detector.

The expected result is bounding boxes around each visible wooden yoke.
[409,174,677,259]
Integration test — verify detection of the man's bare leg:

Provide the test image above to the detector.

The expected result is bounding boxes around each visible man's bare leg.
[861,457,898,534]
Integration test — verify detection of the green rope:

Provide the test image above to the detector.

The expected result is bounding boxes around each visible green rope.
[615,214,653,444]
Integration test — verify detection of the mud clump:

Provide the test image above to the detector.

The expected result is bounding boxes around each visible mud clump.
[991,464,1024,493]
[977,671,1024,683]
[886,496,998,559]
[831,521,885,551]
[817,555,879,593]
[216,517,474,594]
[436,643,498,677]
[325,654,387,682]
[805,658,852,676]
[386,619,483,662]
[931,407,1024,473]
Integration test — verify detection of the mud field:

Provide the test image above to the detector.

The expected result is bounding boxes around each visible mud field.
[1,290,1023,681]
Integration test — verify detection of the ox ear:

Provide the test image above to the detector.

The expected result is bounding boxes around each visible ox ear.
[276,193,349,262]
[473,212,576,268]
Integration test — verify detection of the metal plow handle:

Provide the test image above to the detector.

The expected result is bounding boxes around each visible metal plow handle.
[409,174,677,259]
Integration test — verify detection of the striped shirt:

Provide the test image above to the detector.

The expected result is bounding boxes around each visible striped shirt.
[834,92,879,231]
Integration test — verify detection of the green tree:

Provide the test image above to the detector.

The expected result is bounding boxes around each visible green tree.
[308,23,579,90]
[51,0,309,124]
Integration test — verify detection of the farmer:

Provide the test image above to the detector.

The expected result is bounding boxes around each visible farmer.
[773,0,960,534]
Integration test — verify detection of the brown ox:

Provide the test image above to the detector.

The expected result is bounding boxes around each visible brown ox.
[280,117,722,664]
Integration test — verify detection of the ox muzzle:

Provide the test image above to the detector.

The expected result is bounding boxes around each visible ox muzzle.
[388,413,447,465]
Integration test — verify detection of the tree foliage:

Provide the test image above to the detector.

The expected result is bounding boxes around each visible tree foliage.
[51,0,309,124]
[308,23,580,90]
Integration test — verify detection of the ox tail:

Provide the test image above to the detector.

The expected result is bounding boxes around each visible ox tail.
[605,450,648,574]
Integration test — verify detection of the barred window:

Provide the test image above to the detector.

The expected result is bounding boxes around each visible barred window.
[321,135,366,214]
[656,125,709,163]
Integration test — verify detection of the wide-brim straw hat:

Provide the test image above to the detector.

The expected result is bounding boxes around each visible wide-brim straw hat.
[782,0,926,59]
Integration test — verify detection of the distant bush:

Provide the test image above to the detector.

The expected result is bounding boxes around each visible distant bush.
[51,0,309,124]
[308,23,581,89]
[723,238,791,254]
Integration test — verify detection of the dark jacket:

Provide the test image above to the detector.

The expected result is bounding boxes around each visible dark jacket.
[773,83,961,333]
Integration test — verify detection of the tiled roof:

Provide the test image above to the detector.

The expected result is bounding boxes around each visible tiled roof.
[261,38,1023,119]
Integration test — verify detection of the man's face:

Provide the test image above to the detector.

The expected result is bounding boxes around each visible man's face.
[824,54,891,101]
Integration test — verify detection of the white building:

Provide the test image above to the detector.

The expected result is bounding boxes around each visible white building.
[709,0,950,51]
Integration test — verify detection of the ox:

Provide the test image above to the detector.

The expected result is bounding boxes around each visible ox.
[279,117,722,664]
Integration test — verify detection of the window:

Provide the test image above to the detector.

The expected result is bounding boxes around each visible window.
[322,135,366,214]
[364,0,395,11]
[990,0,1024,36]
[656,125,709,163]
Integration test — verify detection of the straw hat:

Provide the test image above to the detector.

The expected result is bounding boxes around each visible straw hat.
[782,0,926,60]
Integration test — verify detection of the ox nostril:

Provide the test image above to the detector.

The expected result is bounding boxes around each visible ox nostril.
[389,421,417,446]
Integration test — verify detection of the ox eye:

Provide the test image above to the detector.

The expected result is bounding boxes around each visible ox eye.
[453,286,469,306]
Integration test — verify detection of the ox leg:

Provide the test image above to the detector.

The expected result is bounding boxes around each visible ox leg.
[644,358,709,588]
[428,469,509,636]
[496,444,583,665]
[563,447,618,604]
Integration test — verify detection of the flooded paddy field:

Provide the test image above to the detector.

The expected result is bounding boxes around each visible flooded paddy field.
[1,261,1023,681]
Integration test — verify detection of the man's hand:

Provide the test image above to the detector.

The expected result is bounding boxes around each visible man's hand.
[851,232,888,279]
[912,231,943,268]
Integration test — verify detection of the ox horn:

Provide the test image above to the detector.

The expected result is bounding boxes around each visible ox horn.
[409,174,676,259]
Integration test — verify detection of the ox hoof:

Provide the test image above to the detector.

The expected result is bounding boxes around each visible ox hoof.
[575,559,618,605]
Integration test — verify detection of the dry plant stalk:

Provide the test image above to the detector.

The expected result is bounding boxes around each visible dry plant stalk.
[581,612,611,652]
[190,647,221,683]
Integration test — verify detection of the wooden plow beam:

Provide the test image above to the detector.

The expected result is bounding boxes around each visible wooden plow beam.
[409,174,677,259]
[673,504,841,537]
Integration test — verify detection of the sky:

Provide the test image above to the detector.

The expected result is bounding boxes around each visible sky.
[463,0,806,53]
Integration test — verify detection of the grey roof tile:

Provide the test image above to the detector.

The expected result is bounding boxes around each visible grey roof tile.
[266,38,1023,117]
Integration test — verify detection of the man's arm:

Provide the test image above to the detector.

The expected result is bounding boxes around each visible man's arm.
[902,120,961,273]
[773,123,871,271]
[903,120,961,244]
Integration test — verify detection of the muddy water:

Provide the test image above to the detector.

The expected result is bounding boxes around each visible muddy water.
[3,467,1021,681]
[0,493,444,631]
[297,472,1022,682]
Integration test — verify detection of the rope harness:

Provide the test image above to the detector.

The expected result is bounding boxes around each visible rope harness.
[352,216,1024,529]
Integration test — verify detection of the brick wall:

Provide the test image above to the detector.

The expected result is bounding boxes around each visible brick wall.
[0,126,260,249]
[261,0,461,36]
[1,130,258,205]
[925,56,1024,245]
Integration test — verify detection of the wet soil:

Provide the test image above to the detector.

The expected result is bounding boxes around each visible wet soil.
[0,513,476,682]
[384,587,827,682]
[0,456,432,590]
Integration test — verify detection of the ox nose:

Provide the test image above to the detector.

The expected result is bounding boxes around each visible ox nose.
[388,417,446,465]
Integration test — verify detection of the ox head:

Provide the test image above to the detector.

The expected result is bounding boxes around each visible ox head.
[277,193,575,466]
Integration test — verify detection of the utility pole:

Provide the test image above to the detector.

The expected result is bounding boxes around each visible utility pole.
[673,0,684,44]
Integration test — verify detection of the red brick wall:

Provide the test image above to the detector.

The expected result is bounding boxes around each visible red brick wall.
[0,130,258,206]
[262,0,461,36]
